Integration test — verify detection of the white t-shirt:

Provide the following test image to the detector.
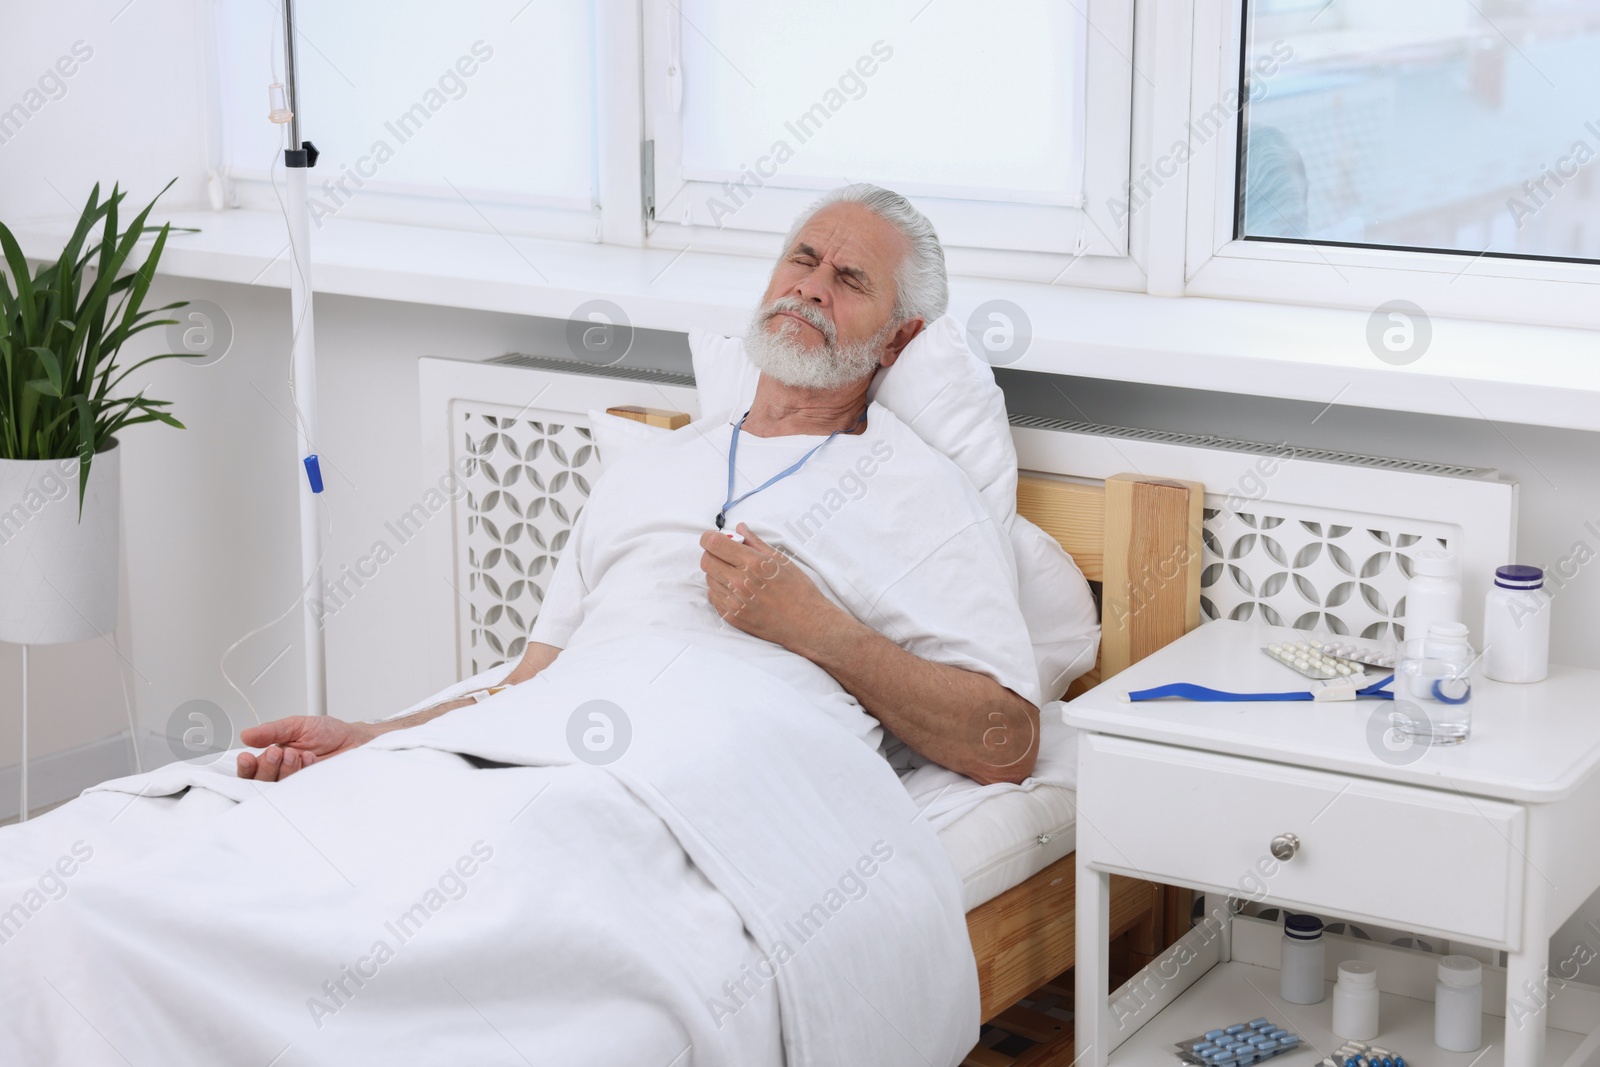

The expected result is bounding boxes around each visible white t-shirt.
[528,402,1040,751]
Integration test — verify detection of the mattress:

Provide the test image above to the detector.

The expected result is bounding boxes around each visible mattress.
[935,783,1077,912]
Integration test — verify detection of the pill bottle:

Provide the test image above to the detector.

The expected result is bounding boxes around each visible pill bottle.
[1401,547,1462,643]
[1483,565,1551,683]
[1279,913,1325,1004]
[1435,955,1483,1052]
[1331,960,1379,1039]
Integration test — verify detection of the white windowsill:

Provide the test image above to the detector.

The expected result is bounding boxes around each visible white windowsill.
[13,207,1600,434]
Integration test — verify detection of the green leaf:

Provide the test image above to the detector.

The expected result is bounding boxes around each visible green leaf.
[25,346,63,395]
[105,410,185,433]
[0,221,36,328]
[69,394,93,510]
[100,349,190,397]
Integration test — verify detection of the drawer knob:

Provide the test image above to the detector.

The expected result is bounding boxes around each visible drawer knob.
[1270,833,1301,861]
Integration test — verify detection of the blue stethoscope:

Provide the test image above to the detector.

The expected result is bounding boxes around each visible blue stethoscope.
[714,405,867,530]
[1124,674,1470,704]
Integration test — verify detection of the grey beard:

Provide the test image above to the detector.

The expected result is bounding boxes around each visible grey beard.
[744,306,888,391]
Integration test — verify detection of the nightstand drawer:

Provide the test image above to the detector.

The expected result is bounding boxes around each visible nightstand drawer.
[1077,734,1526,947]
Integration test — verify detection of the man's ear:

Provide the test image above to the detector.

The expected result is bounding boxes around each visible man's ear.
[878,318,924,370]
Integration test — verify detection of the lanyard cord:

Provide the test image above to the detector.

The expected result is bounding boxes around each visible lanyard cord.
[1123,674,1397,703]
[716,405,867,530]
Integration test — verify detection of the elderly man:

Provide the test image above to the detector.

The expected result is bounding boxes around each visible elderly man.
[238,183,1040,788]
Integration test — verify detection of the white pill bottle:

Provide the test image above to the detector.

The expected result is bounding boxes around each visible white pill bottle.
[1279,913,1325,1004]
[1401,547,1462,642]
[1483,564,1551,683]
[1435,955,1483,1052]
[1332,960,1379,1040]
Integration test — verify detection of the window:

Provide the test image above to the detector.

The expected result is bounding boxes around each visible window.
[212,1,599,238]
[640,0,1134,261]
[1238,0,1600,263]
[196,0,1600,331]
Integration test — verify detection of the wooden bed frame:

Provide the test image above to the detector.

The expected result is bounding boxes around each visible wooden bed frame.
[606,408,1205,1067]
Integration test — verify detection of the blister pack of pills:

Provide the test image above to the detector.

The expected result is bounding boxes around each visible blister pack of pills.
[1261,640,1370,680]
[1314,641,1398,670]
[1318,1041,1408,1067]
[1173,1017,1301,1065]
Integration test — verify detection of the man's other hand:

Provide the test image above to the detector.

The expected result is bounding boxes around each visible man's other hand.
[236,717,378,782]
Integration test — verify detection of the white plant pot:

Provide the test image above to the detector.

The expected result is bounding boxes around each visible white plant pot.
[0,440,121,644]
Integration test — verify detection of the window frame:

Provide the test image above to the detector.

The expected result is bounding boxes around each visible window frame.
[222,174,602,241]
[209,0,606,243]
[1180,0,1600,331]
[636,0,1139,274]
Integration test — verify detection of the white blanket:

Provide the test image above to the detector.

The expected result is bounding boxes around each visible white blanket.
[0,636,979,1066]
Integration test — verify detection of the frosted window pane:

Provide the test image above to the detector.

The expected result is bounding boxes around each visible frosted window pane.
[1240,0,1600,262]
[676,0,1084,201]
[216,1,594,203]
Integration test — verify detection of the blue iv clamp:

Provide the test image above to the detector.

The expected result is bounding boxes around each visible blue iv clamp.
[303,454,324,493]
[1123,673,1398,704]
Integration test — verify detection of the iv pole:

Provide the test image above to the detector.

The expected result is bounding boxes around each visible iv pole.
[274,0,328,718]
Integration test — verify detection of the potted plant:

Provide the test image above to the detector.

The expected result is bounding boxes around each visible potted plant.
[0,180,188,644]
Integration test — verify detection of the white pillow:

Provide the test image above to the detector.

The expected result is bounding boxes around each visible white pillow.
[585,407,675,475]
[608,314,1101,704]
[1013,516,1100,701]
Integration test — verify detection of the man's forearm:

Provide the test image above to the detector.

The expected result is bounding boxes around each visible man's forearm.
[793,612,1039,785]
[371,642,562,736]
[364,696,477,736]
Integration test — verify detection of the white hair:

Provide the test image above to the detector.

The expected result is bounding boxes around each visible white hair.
[781,183,948,325]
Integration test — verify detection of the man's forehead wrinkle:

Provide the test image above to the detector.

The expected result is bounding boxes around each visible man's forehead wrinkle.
[796,211,893,286]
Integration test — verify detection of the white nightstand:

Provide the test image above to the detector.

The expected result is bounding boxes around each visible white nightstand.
[1067,619,1600,1067]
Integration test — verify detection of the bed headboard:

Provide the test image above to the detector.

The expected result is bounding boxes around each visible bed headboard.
[415,355,1517,698]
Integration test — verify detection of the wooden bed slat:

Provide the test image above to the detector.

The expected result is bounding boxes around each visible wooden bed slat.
[1100,473,1204,678]
[1016,476,1107,582]
[604,405,692,429]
